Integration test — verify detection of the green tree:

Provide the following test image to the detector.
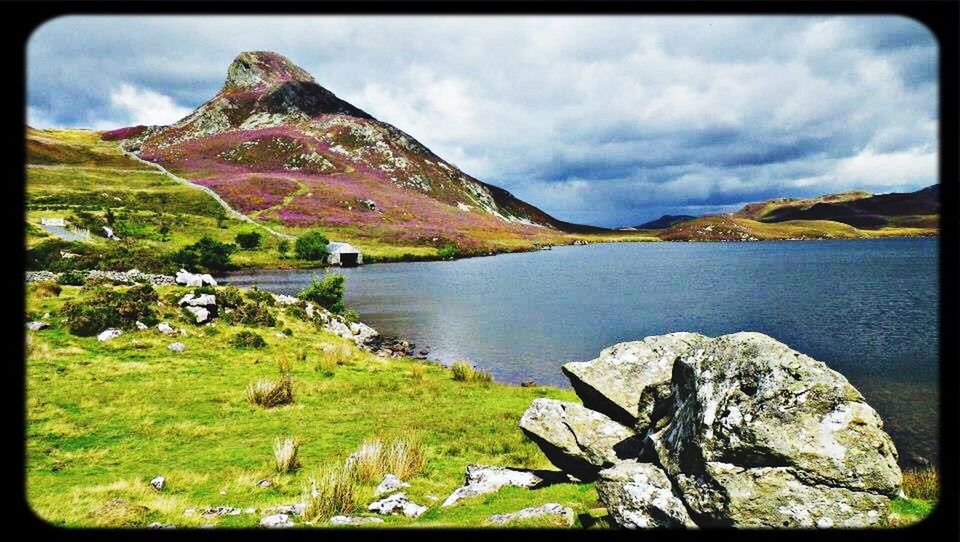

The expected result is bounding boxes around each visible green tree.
[297,274,346,314]
[169,236,237,274]
[277,239,290,259]
[294,230,330,261]
[235,231,263,250]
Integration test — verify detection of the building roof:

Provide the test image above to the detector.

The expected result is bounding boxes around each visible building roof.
[327,241,361,253]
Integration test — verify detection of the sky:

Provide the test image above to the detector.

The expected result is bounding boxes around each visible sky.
[26,15,938,227]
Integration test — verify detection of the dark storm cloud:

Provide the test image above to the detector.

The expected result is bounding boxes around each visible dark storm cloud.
[27,15,938,227]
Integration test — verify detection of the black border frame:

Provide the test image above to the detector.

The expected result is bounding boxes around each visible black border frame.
[8,2,957,540]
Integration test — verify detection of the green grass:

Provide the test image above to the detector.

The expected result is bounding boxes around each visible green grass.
[25,285,594,528]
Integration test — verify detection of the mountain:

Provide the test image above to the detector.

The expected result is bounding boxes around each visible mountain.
[108,51,605,255]
[735,186,940,230]
[626,214,697,230]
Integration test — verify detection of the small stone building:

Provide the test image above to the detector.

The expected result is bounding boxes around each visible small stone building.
[326,242,363,267]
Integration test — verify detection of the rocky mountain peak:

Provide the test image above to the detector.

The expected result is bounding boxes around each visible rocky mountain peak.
[224,51,316,91]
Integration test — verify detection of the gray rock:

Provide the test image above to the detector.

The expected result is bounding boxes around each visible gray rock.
[375,474,410,496]
[368,492,427,517]
[596,461,696,528]
[442,465,548,507]
[26,321,49,331]
[562,332,707,429]
[329,515,385,526]
[135,321,148,331]
[488,503,575,527]
[168,342,186,353]
[97,328,123,342]
[260,513,293,528]
[200,506,241,518]
[267,503,306,516]
[650,332,900,527]
[147,522,175,529]
[150,475,165,491]
[518,398,641,480]
[157,322,176,335]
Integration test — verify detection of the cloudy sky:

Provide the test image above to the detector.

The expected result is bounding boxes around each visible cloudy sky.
[27,15,937,227]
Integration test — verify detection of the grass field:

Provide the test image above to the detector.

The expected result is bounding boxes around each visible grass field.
[24,283,936,528]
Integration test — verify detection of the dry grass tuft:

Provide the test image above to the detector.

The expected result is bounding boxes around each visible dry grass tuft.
[302,464,360,522]
[903,466,940,501]
[345,435,427,482]
[88,497,149,527]
[246,376,294,408]
[409,363,426,382]
[451,360,493,384]
[31,280,62,298]
[274,436,301,474]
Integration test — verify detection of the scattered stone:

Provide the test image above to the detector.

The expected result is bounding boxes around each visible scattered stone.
[26,321,49,331]
[520,379,537,387]
[148,522,175,529]
[257,479,272,488]
[275,332,287,338]
[184,305,210,324]
[135,321,148,330]
[368,492,427,517]
[150,475,166,491]
[157,322,176,335]
[330,515,385,526]
[260,514,293,528]
[375,474,410,496]
[267,503,306,516]
[179,293,217,307]
[201,506,241,518]
[175,269,217,287]
[442,465,556,507]
[97,328,123,342]
[519,398,641,481]
[244,508,257,514]
[183,508,197,517]
[561,332,707,429]
[168,342,186,353]
[488,503,575,527]
[272,294,300,305]
[596,461,696,528]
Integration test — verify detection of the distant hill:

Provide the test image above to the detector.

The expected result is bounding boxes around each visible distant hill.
[625,214,697,230]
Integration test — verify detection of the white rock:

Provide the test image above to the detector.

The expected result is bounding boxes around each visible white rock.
[442,465,545,507]
[26,321,49,331]
[257,479,272,488]
[168,342,186,353]
[157,322,176,335]
[175,269,217,287]
[273,294,300,305]
[97,328,123,342]
[489,503,575,526]
[150,476,165,491]
[330,516,385,526]
[179,293,216,307]
[136,321,148,330]
[375,474,410,496]
[184,305,210,324]
[368,492,427,517]
[267,503,306,516]
[260,514,293,528]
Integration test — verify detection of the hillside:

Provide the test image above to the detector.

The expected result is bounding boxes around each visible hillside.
[110,51,609,256]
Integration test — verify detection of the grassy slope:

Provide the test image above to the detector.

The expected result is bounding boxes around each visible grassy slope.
[25,284,935,528]
[654,214,936,242]
[26,284,604,528]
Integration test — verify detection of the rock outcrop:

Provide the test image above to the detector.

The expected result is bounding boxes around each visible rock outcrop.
[488,503,575,526]
[442,465,562,507]
[368,492,427,517]
[519,332,902,529]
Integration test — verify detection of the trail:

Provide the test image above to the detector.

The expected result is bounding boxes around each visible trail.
[121,151,294,241]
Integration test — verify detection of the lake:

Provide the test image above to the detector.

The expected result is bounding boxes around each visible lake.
[221,238,940,467]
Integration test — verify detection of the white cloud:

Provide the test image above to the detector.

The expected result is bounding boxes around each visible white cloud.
[108,82,192,126]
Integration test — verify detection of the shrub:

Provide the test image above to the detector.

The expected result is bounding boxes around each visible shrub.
[246,376,293,407]
[282,327,293,336]
[217,285,244,308]
[314,344,350,375]
[245,287,275,306]
[409,364,426,382]
[61,284,159,336]
[230,330,267,348]
[277,239,290,258]
[451,360,493,384]
[31,281,62,298]
[26,239,94,272]
[303,464,360,522]
[294,230,330,261]
[235,231,262,250]
[223,301,276,327]
[345,435,427,483]
[274,436,301,474]
[168,236,237,274]
[57,270,87,286]
[99,241,172,274]
[297,274,346,314]
[903,467,940,501]
[438,242,459,260]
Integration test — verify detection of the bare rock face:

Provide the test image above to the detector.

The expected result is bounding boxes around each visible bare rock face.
[368,492,427,517]
[488,503,575,527]
[562,333,708,430]
[649,332,901,527]
[518,399,641,481]
[442,465,553,507]
[596,461,696,529]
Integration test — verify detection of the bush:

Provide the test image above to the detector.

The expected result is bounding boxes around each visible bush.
[246,376,294,407]
[274,436,301,474]
[451,360,494,384]
[231,330,267,348]
[303,464,361,522]
[314,344,351,376]
[57,270,87,286]
[903,467,940,501]
[294,230,330,261]
[217,285,244,308]
[26,239,93,272]
[277,239,290,258]
[223,301,277,327]
[345,435,427,483]
[298,274,346,314]
[61,284,159,336]
[438,243,459,260]
[30,281,62,298]
[169,236,237,274]
[235,231,262,250]
[245,287,275,306]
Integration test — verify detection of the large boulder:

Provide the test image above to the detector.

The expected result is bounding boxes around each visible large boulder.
[519,398,641,481]
[596,460,696,529]
[649,332,901,527]
[175,269,217,287]
[562,333,707,430]
[442,465,556,507]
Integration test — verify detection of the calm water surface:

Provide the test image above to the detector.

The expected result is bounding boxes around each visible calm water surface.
[222,238,939,466]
